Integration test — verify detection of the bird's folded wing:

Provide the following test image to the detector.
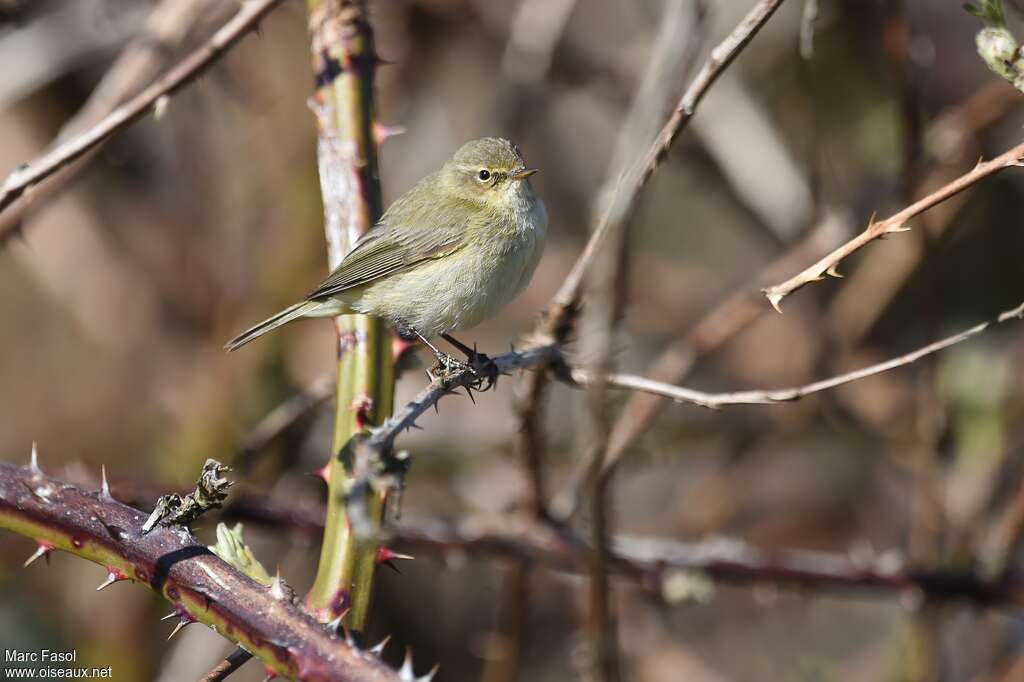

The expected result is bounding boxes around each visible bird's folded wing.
[305,224,465,300]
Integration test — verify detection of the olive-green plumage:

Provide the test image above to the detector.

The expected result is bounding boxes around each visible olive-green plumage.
[225,138,547,351]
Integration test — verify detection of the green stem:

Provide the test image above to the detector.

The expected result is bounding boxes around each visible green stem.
[304,0,395,631]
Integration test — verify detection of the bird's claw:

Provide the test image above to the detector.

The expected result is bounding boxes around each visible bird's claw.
[427,349,498,392]
[466,349,499,392]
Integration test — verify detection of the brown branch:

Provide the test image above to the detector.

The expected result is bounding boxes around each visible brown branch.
[0,0,288,238]
[391,518,1024,607]
[215,500,1024,609]
[0,461,399,682]
[543,0,787,331]
[197,649,253,682]
[92,479,1024,608]
[762,139,1024,310]
[365,344,560,455]
[570,300,1024,410]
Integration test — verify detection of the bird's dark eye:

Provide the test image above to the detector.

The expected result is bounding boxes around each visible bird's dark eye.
[477,169,491,181]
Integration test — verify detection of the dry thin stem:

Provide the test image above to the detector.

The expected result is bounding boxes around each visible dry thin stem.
[545,0,787,326]
[388,518,1024,607]
[197,649,253,682]
[0,0,218,241]
[90,480,1024,608]
[763,139,1024,310]
[230,509,1024,609]
[575,4,705,675]
[0,0,287,230]
[570,300,1024,411]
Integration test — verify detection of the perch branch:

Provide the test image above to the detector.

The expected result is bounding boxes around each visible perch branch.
[0,0,289,232]
[0,461,399,682]
[762,139,1024,310]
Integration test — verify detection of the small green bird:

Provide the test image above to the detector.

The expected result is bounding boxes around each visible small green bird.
[225,138,546,370]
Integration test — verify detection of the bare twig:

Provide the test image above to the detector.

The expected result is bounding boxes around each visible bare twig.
[0,0,288,233]
[366,344,560,455]
[237,374,334,462]
[762,139,1024,310]
[544,0,787,329]
[197,649,253,682]
[100,481,1024,608]
[0,461,399,682]
[386,518,1024,608]
[571,300,1024,410]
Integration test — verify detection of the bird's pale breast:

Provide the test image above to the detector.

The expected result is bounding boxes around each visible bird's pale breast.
[348,191,546,337]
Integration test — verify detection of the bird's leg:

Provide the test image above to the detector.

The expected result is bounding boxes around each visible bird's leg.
[395,322,475,383]
[441,333,499,391]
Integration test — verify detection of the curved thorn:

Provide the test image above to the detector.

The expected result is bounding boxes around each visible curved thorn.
[399,648,415,680]
[29,442,41,474]
[23,543,51,568]
[167,618,189,640]
[417,663,440,682]
[96,572,120,591]
[369,634,391,657]
[100,465,113,500]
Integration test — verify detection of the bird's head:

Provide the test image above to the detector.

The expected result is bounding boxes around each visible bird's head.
[438,137,539,211]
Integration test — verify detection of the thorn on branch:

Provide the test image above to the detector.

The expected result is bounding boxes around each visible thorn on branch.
[96,567,128,591]
[23,541,54,568]
[99,465,113,501]
[29,442,41,475]
[369,635,391,657]
[166,614,194,640]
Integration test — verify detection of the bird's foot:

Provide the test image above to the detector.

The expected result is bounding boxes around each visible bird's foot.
[427,352,475,386]
[439,334,500,391]
[465,347,499,392]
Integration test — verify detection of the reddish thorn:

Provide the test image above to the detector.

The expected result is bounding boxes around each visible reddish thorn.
[23,540,54,568]
[350,395,374,430]
[373,121,406,145]
[166,618,190,640]
[378,547,414,573]
[392,337,414,361]
[96,566,128,591]
[314,463,331,484]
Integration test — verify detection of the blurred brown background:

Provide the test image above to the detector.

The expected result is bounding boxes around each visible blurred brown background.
[3,0,1024,680]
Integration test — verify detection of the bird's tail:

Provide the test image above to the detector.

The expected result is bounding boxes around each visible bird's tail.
[224,300,329,352]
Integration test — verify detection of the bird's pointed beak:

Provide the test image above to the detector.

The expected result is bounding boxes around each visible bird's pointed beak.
[511,167,539,180]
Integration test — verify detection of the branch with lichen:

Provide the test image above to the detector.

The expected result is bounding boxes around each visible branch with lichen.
[0,459,400,682]
[303,0,396,632]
